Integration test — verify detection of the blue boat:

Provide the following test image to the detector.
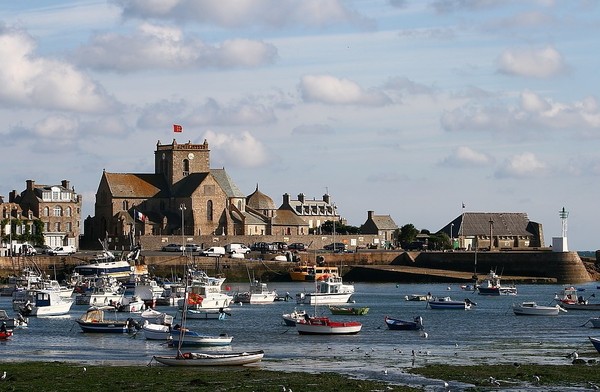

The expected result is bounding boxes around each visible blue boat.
[590,336,600,354]
[384,316,423,331]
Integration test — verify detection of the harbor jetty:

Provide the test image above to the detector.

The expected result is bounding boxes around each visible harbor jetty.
[0,249,596,284]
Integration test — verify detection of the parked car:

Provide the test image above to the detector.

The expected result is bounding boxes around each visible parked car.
[184,244,201,252]
[225,243,251,254]
[48,245,77,256]
[34,244,52,254]
[162,243,183,252]
[250,242,277,252]
[288,242,306,251]
[199,246,226,257]
[271,242,288,251]
[403,241,428,251]
[323,242,347,252]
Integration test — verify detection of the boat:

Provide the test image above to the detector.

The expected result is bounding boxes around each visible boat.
[177,269,233,311]
[181,307,231,320]
[512,301,566,316]
[289,264,339,282]
[72,246,137,281]
[116,295,146,312]
[477,270,517,296]
[169,328,233,347]
[153,350,264,367]
[0,309,28,329]
[427,296,474,310]
[140,310,174,340]
[0,329,13,340]
[296,316,362,335]
[75,306,140,333]
[384,316,424,331]
[590,337,600,354]
[582,317,600,328]
[233,280,277,304]
[328,306,369,315]
[19,290,74,316]
[295,274,354,305]
[282,308,307,326]
[554,287,600,310]
[404,293,431,301]
[74,276,126,306]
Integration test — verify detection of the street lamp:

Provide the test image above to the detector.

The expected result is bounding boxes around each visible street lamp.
[450,223,454,249]
[489,217,494,251]
[180,203,186,255]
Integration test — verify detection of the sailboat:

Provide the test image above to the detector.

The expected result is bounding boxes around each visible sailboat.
[152,263,263,367]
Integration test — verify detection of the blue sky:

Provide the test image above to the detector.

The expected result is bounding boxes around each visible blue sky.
[1,0,599,250]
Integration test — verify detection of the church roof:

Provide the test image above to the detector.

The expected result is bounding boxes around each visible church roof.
[103,173,167,198]
[368,214,397,230]
[247,185,276,210]
[211,169,245,198]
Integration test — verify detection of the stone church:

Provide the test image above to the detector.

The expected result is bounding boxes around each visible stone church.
[88,139,255,246]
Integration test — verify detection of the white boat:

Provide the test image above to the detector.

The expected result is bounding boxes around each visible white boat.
[182,308,231,320]
[169,328,233,347]
[74,276,125,306]
[141,310,175,340]
[177,270,233,311]
[554,287,600,310]
[0,309,27,329]
[21,290,74,316]
[512,301,566,316]
[427,296,473,310]
[282,308,307,326]
[295,275,354,305]
[295,316,362,335]
[477,270,517,296]
[153,350,264,367]
[116,295,146,312]
[234,281,277,304]
[72,250,134,280]
[404,293,431,301]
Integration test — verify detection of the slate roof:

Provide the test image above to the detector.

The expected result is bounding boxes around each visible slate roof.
[441,212,534,236]
[171,173,210,197]
[211,169,245,198]
[273,209,310,226]
[103,173,167,198]
[369,215,398,230]
[247,185,276,210]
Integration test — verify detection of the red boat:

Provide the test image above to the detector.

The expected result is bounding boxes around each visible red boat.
[0,330,13,340]
[296,316,362,335]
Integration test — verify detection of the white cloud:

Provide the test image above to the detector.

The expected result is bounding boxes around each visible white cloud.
[112,0,366,28]
[495,152,547,178]
[497,45,566,78]
[73,23,277,71]
[440,146,494,167]
[0,26,118,113]
[300,74,391,106]
[203,130,268,168]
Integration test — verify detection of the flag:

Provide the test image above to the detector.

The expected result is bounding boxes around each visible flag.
[136,211,147,223]
[462,202,465,209]
[173,124,183,133]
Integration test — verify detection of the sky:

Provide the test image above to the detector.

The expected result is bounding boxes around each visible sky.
[1,0,599,250]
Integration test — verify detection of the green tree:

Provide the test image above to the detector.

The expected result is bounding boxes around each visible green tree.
[398,224,419,246]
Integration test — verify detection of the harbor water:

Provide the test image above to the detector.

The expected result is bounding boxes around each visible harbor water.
[1,281,599,387]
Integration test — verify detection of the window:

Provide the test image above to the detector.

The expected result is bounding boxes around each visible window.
[45,222,50,231]
[52,191,59,200]
[66,207,72,217]
[122,201,128,210]
[183,159,190,176]
[55,222,61,232]
[53,206,62,217]
[66,222,72,232]
[207,200,213,221]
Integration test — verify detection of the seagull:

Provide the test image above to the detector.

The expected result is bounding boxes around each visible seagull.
[1,371,6,380]
[533,375,541,383]
[455,343,459,348]
[421,332,428,339]
[83,367,87,372]
[443,381,449,389]
[383,369,388,375]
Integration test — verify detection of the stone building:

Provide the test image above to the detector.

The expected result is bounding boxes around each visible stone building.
[439,212,544,250]
[277,192,341,232]
[244,186,310,236]
[360,210,398,247]
[89,139,253,247]
[4,179,82,249]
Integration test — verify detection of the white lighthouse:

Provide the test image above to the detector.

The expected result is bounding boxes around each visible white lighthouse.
[552,207,569,252]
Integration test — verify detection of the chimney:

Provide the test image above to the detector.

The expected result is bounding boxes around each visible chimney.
[368,210,374,220]
[282,193,290,206]
[61,180,70,189]
[26,180,35,191]
[298,193,305,203]
[323,194,330,204]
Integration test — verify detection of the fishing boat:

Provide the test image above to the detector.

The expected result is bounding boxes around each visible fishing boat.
[427,296,474,310]
[19,290,74,317]
[233,280,277,304]
[177,269,233,311]
[295,274,354,305]
[512,301,566,316]
[384,316,424,331]
[0,309,27,329]
[282,308,307,326]
[328,306,369,315]
[477,270,517,296]
[554,287,600,310]
[72,245,138,280]
[590,337,600,354]
[289,264,339,282]
[153,350,264,367]
[75,306,140,333]
[296,316,362,335]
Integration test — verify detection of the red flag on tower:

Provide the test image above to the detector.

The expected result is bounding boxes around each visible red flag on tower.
[173,124,183,133]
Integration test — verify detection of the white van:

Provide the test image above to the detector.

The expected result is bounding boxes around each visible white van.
[199,246,226,257]
[48,245,77,256]
[225,243,251,254]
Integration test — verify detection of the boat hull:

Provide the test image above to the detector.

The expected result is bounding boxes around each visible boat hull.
[384,316,423,331]
[477,287,517,296]
[296,317,362,335]
[329,306,369,315]
[513,303,562,316]
[76,320,130,333]
[182,308,231,320]
[296,293,353,306]
[590,337,600,354]
[153,350,264,366]
[427,298,470,310]
[170,332,233,346]
[142,323,171,340]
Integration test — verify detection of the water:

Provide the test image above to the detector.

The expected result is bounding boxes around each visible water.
[1,282,599,387]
